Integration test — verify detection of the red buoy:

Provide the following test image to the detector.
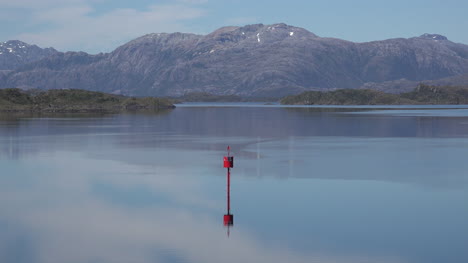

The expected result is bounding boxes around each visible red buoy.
[224,214,234,226]
[223,156,234,168]
[223,146,234,233]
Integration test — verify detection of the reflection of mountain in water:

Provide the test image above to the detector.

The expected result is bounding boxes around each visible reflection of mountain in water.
[1,106,468,188]
[165,106,468,138]
[0,111,173,159]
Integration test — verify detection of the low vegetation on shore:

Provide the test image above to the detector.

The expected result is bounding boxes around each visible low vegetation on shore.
[173,92,279,103]
[2,84,468,111]
[280,85,468,105]
[0,88,175,112]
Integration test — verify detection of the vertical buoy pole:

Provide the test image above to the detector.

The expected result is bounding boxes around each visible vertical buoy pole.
[227,166,230,215]
[223,146,234,233]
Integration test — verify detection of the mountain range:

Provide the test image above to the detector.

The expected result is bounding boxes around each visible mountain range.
[0,40,58,71]
[1,23,468,97]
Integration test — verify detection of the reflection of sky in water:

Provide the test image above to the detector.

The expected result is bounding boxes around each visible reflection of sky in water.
[1,106,468,263]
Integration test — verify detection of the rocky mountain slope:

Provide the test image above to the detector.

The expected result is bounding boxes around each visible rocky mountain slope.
[1,24,468,97]
[0,40,58,71]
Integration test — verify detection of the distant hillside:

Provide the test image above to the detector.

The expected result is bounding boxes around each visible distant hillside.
[1,24,468,97]
[359,73,468,93]
[400,84,468,104]
[0,88,175,112]
[175,92,242,102]
[281,85,468,105]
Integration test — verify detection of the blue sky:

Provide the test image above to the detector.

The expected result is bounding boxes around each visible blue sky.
[0,0,466,53]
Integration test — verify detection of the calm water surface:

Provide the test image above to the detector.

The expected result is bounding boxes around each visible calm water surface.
[1,104,467,263]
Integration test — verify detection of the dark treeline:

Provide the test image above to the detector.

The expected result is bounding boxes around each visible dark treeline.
[173,92,279,102]
[0,88,175,112]
[280,85,468,105]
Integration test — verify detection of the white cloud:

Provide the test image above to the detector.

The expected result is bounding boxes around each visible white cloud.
[0,152,401,263]
[0,0,102,8]
[4,1,207,53]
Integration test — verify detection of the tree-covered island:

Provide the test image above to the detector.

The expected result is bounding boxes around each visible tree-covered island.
[0,88,175,112]
[281,85,468,105]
